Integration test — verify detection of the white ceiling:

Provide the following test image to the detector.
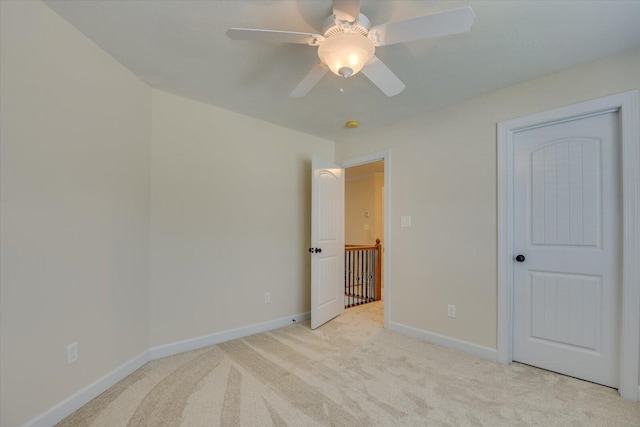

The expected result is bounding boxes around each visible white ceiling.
[44,1,640,141]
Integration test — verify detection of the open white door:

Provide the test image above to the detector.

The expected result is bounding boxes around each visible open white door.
[310,156,344,329]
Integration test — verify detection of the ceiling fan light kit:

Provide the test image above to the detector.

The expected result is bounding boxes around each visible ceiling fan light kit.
[318,32,374,77]
[227,0,475,98]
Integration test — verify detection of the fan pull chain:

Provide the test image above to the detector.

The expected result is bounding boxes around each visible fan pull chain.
[340,74,349,93]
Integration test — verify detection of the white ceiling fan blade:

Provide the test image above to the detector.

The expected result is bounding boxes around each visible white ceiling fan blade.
[290,63,329,98]
[226,28,323,45]
[361,56,405,97]
[332,0,360,23]
[368,7,475,46]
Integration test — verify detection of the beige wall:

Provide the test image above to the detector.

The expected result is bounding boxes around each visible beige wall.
[336,48,640,353]
[373,173,384,250]
[345,175,379,245]
[0,2,152,426]
[149,90,334,347]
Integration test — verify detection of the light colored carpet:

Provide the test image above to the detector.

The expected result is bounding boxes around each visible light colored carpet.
[57,302,640,426]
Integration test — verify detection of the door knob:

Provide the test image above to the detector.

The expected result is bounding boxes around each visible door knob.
[515,254,526,262]
[308,247,322,253]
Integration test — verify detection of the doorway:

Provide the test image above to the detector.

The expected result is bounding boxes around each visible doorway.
[345,160,384,309]
[338,150,391,329]
[497,91,640,400]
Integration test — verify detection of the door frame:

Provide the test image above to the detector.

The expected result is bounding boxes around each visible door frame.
[497,91,639,400]
[338,149,391,329]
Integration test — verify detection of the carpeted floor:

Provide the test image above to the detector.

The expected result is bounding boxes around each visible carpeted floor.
[57,302,640,426]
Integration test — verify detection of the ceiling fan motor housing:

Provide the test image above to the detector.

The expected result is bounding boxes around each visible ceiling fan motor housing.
[321,13,371,37]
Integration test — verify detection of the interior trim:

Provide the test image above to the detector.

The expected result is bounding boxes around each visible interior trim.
[497,90,640,400]
[24,351,150,427]
[24,311,311,426]
[389,321,497,362]
[149,311,310,360]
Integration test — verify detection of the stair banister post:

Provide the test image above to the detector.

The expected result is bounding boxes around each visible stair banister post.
[375,238,382,301]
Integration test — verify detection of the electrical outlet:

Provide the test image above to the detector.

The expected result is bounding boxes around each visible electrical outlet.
[447,305,456,318]
[264,292,271,303]
[67,342,78,364]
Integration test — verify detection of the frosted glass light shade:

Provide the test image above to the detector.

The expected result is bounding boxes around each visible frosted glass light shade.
[318,33,375,77]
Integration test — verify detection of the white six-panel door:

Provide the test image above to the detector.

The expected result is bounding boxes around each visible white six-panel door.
[513,112,620,387]
[310,156,345,329]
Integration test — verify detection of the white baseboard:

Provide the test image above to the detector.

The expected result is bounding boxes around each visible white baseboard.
[388,321,497,362]
[23,311,310,427]
[20,314,636,426]
[24,350,150,427]
[149,311,310,360]
[389,323,640,401]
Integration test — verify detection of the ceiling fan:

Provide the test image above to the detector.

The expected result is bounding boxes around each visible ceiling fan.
[226,0,475,98]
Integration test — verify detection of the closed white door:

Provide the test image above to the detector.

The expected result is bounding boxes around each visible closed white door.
[310,156,344,329]
[513,112,620,387]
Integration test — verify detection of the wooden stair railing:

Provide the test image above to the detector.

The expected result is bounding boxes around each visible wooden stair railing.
[344,238,382,307]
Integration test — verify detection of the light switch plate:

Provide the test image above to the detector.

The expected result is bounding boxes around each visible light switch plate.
[67,342,78,364]
[400,216,412,227]
[448,305,456,318]
[363,224,369,230]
